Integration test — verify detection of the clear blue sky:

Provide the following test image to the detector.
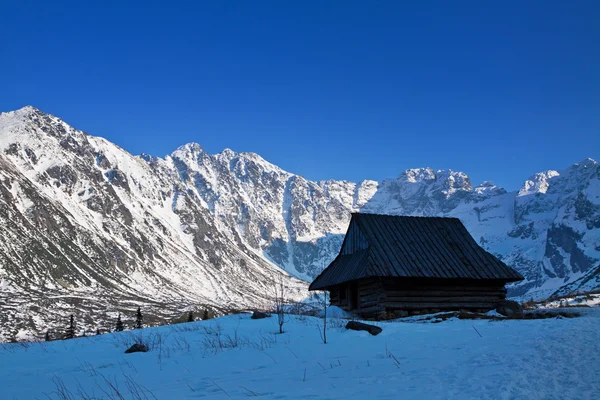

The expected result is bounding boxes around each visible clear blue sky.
[1,1,598,190]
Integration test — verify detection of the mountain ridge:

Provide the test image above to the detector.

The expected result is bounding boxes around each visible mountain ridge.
[0,106,598,340]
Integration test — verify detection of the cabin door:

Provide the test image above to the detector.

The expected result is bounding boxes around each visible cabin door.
[349,282,359,310]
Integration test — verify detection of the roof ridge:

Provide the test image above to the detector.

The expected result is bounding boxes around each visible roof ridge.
[352,212,460,220]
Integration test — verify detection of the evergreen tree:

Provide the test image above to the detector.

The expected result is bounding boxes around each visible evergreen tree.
[96,328,101,335]
[65,315,75,339]
[115,313,124,332]
[187,311,194,322]
[202,309,209,320]
[45,330,51,342]
[135,307,143,329]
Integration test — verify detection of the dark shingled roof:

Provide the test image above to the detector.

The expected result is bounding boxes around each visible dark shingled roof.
[309,213,524,290]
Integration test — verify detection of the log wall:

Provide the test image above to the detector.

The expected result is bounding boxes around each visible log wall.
[329,277,508,317]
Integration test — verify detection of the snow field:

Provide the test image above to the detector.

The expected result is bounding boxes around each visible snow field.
[2,308,599,399]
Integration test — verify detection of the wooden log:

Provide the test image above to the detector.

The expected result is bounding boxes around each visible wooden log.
[384,294,505,301]
[382,288,506,294]
[385,295,506,302]
[358,300,380,309]
[381,301,498,310]
[358,285,382,294]
[379,279,504,287]
[357,304,385,315]
[381,284,506,293]
[359,287,379,295]
[383,296,505,303]
[383,289,506,297]
[357,292,381,303]
[345,321,383,336]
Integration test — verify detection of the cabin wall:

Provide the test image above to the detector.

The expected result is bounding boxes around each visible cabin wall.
[380,280,507,313]
[329,278,383,312]
[330,278,508,317]
[329,284,346,308]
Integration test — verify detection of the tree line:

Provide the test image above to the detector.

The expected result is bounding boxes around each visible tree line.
[45,307,212,341]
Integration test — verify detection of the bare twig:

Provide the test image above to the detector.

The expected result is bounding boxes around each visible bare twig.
[285,347,298,358]
[260,351,277,364]
[385,344,401,368]
[238,386,258,396]
[51,375,75,400]
[211,380,231,398]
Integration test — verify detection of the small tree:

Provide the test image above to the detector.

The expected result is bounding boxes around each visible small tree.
[65,315,75,339]
[45,330,51,342]
[115,313,124,332]
[135,307,143,329]
[273,275,286,334]
[187,311,194,322]
[96,328,101,335]
[202,309,209,320]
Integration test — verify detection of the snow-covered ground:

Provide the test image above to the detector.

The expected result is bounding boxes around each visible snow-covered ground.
[537,293,600,309]
[2,308,599,399]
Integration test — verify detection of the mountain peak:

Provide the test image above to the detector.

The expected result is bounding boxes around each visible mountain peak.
[17,105,42,114]
[401,167,436,182]
[0,105,36,119]
[575,158,598,167]
[518,170,560,196]
[172,142,204,157]
[474,180,506,196]
[5,105,47,119]
[220,148,236,158]
[0,106,49,133]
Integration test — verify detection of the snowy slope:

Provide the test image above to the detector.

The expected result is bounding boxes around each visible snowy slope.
[0,107,307,341]
[0,106,599,339]
[2,310,600,399]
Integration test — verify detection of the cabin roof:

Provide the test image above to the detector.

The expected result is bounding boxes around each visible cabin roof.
[309,213,524,290]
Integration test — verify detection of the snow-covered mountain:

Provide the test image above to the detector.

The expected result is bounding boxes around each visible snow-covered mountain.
[0,107,308,341]
[0,106,598,339]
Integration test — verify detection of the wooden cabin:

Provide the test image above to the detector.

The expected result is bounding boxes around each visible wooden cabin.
[309,213,523,317]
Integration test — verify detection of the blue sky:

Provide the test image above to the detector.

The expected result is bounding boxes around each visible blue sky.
[1,1,598,190]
